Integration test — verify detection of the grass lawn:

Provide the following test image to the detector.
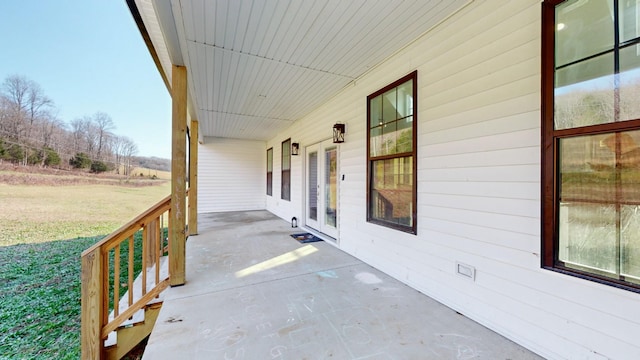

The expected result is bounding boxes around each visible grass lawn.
[0,172,170,359]
[0,237,98,359]
[0,182,170,246]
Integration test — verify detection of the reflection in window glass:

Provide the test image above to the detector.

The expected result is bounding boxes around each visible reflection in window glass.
[620,44,640,121]
[370,127,382,157]
[325,148,337,228]
[621,205,640,280]
[397,80,413,118]
[382,88,397,124]
[308,151,317,220]
[620,0,640,43]
[555,0,613,67]
[281,139,291,201]
[266,148,273,196]
[554,54,614,130]
[370,95,382,127]
[396,116,413,154]
[558,131,640,284]
[370,157,413,227]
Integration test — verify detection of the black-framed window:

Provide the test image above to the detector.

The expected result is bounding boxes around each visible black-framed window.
[266,147,273,196]
[542,0,640,292]
[367,71,417,234]
[281,139,291,201]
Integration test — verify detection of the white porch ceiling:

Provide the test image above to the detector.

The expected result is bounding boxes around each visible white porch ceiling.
[133,0,469,141]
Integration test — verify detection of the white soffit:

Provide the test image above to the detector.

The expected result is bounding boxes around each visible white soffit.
[135,0,174,85]
[138,0,470,140]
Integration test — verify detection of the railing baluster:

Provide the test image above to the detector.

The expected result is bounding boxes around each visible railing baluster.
[113,245,120,317]
[142,226,147,296]
[166,209,171,255]
[101,248,110,334]
[155,216,161,286]
[128,235,134,307]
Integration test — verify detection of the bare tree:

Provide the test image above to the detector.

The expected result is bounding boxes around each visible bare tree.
[80,115,99,158]
[69,118,88,154]
[0,75,140,171]
[93,112,114,160]
[111,135,126,174]
[37,113,63,166]
[0,77,28,144]
[121,137,139,176]
[1,75,53,165]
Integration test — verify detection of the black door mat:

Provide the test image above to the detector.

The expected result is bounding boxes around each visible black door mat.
[290,233,323,243]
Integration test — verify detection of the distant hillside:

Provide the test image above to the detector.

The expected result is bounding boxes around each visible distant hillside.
[134,156,171,172]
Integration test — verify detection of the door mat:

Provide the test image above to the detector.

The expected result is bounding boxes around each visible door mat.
[290,233,323,243]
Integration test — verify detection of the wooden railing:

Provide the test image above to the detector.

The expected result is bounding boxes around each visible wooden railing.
[81,195,172,359]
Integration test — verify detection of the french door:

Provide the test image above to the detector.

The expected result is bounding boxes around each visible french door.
[305,140,338,239]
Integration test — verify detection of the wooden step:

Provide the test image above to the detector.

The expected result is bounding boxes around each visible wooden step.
[104,303,162,360]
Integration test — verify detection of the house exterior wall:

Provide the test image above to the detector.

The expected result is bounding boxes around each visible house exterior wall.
[262,1,639,359]
[198,137,266,213]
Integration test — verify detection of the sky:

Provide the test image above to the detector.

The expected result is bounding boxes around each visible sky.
[0,1,172,159]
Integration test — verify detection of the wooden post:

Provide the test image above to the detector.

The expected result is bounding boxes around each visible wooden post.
[188,120,199,236]
[170,65,187,286]
[81,249,103,359]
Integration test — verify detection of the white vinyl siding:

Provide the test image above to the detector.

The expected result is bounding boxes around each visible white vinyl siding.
[256,1,640,359]
[198,137,265,213]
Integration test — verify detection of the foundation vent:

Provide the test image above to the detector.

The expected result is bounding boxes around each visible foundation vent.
[456,262,476,281]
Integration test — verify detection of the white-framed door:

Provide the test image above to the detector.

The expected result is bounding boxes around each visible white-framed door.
[305,139,338,239]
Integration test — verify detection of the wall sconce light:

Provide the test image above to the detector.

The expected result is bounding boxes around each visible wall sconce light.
[291,142,299,155]
[333,123,345,143]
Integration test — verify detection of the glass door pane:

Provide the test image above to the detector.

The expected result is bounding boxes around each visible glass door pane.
[308,151,318,221]
[325,147,337,228]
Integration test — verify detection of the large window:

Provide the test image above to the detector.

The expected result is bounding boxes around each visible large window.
[266,147,273,196]
[367,71,417,233]
[281,139,291,201]
[542,0,640,291]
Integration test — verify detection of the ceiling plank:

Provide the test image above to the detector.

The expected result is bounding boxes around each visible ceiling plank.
[151,0,471,140]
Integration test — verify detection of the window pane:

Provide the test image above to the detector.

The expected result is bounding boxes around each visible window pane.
[620,0,640,43]
[621,205,640,284]
[308,151,317,220]
[555,0,614,67]
[559,134,616,203]
[554,53,614,130]
[370,126,382,157]
[558,131,640,282]
[621,138,640,202]
[267,148,273,196]
[381,122,397,156]
[370,156,413,227]
[558,202,618,274]
[397,79,413,118]
[382,88,397,124]
[620,44,640,121]
[325,147,337,228]
[282,140,290,170]
[396,116,413,154]
[281,140,291,201]
[370,95,382,127]
[281,170,290,201]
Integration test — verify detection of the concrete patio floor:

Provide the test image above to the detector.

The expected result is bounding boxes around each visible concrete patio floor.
[142,211,543,359]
